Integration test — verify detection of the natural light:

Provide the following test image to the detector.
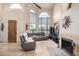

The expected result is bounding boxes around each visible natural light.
[39,12,49,18]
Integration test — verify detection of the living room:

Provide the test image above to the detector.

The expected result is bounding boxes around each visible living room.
[0,3,79,56]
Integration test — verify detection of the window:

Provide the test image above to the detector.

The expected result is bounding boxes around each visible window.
[39,12,50,35]
[29,10,36,32]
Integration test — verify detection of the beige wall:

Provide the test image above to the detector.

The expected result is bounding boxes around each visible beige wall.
[0,4,30,42]
[52,4,62,23]
[0,4,54,43]
[61,3,79,44]
[61,4,79,35]
[1,3,79,44]
[52,3,63,47]
[0,10,28,43]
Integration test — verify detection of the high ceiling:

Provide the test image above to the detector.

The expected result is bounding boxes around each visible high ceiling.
[37,3,55,9]
[23,3,55,10]
[1,3,55,11]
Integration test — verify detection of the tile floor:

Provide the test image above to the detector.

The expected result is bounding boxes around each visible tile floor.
[0,39,69,56]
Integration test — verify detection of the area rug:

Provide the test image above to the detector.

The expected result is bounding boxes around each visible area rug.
[48,47,69,56]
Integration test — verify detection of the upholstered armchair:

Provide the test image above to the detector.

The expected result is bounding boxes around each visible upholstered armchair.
[20,34,36,51]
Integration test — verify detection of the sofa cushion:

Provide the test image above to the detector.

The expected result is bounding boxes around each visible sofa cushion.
[35,32,45,36]
[27,33,34,37]
[21,35,26,42]
[40,32,45,36]
[21,34,34,42]
[27,37,34,42]
[22,33,28,41]
[23,33,28,38]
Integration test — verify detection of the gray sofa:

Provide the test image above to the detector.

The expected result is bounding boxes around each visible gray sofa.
[20,34,36,51]
[27,32,49,41]
[20,32,48,51]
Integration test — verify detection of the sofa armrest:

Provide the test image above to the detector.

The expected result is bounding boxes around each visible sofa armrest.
[23,41,35,44]
[22,41,36,50]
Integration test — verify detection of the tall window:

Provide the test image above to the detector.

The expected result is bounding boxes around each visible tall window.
[39,12,50,35]
[30,10,36,32]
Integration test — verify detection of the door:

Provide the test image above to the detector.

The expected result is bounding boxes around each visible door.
[8,20,17,42]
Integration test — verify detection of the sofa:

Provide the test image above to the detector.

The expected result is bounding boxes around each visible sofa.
[20,33,36,51]
[20,32,48,51]
[27,32,49,41]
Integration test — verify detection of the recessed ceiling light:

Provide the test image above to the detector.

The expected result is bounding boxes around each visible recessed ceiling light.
[10,4,22,9]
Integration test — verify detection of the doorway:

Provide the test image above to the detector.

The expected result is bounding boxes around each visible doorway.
[8,20,17,42]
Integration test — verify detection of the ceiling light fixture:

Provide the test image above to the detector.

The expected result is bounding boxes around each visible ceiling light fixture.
[10,4,22,9]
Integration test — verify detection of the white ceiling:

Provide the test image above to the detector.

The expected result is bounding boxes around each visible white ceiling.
[23,3,55,10]
[1,3,55,10]
[37,3,55,9]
